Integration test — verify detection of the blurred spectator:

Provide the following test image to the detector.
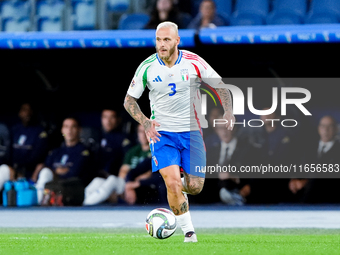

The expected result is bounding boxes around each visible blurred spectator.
[82,108,133,205]
[83,124,165,205]
[129,0,192,14]
[187,0,227,30]
[95,108,132,177]
[203,106,224,148]
[144,0,191,29]
[254,108,300,166]
[173,0,192,15]
[34,116,92,204]
[123,124,166,205]
[197,117,260,205]
[249,108,299,203]
[0,122,11,166]
[289,115,340,203]
[12,102,49,179]
[0,102,49,192]
[0,122,11,191]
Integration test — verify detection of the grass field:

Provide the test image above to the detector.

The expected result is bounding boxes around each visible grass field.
[0,228,339,255]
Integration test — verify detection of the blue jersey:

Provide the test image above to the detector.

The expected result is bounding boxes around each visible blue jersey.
[11,123,49,173]
[45,142,91,181]
[96,130,131,175]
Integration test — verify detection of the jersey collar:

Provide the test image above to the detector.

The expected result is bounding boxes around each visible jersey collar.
[174,50,183,65]
[156,50,183,66]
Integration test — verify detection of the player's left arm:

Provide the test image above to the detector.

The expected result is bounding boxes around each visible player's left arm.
[215,85,235,130]
[195,53,236,130]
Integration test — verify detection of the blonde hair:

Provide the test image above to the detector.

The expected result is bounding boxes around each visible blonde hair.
[156,21,178,36]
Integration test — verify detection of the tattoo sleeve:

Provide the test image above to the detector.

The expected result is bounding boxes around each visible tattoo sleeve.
[124,94,149,127]
[215,87,233,113]
[171,206,180,215]
[183,172,204,195]
[180,201,188,214]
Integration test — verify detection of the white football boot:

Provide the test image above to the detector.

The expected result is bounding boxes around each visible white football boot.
[184,231,197,242]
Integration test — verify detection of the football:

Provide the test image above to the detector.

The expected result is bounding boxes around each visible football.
[145,208,177,239]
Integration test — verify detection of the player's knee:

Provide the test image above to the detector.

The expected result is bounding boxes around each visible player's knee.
[0,164,10,175]
[166,178,182,195]
[189,186,203,195]
[187,179,204,195]
[0,164,11,187]
[37,167,53,184]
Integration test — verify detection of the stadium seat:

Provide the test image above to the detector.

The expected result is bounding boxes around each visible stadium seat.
[305,0,340,24]
[0,0,30,19]
[214,0,232,21]
[36,0,65,31]
[118,13,150,30]
[36,0,64,19]
[37,17,62,31]
[181,12,193,28]
[230,0,269,26]
[0,0,31,31]
[103,0,130,30]
[2,17,30,31]
[72,0,96,30]
[266,0,307,25]
[267,14,301,25]
[106,0,129,12]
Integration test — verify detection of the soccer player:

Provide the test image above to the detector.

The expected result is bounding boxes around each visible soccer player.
[0,102,49,191]
[82,108,132,206]
[123,21,235,242]
[35,116,92,204]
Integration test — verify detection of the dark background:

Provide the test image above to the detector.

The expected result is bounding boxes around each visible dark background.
[1,42,339,127]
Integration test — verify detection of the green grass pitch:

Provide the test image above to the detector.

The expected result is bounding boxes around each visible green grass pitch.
[0,228,339,255]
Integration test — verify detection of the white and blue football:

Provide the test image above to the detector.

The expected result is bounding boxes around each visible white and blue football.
[145,208,177,239]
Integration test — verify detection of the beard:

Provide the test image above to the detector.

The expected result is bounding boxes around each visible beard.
[157,43,176,61]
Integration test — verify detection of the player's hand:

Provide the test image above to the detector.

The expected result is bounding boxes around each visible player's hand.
[55,167,69,175]
[223,111,236,131]
[125,181,141,190]
[143,119,161,143]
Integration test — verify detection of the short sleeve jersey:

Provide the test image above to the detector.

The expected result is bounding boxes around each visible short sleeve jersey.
[11,123,49,169]
[45,142,91,180]
[123,144,151,170]
[127,50,222,132]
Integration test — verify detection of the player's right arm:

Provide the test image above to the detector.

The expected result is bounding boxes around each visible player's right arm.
[123,94,149,129]
[124,94,161,143]
[124,57,161,142]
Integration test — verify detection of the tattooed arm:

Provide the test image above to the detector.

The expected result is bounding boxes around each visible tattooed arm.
[215,87,235,130]
[124,94,161,142]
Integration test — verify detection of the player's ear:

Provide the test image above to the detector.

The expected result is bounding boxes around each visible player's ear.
[176,36,180,46]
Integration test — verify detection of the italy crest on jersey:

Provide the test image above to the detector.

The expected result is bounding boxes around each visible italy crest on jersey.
[180,69,189,81]
[130,79,136,89]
